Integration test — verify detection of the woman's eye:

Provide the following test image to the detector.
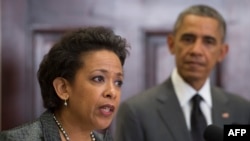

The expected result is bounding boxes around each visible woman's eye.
[115,80,123,87]
[92,76,104,82]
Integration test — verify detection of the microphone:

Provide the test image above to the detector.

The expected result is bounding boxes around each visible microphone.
[203,124,223,141]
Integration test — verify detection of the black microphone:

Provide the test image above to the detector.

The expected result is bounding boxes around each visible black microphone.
[203,124,223,141]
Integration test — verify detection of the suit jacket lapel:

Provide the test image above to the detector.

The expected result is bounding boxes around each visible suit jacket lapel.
[156,79,192,141]
[211,87,232,127]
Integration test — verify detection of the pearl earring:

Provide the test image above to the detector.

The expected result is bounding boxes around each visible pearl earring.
[64,99,68,106]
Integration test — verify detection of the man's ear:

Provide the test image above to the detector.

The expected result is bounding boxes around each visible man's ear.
[53,77,69,100]
[218,44,229,62]
[167,34,176,55]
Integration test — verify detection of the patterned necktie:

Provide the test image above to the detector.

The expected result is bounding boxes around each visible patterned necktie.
[191,94,207,141]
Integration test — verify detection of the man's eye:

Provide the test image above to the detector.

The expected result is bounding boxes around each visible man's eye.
[204,38,215,45]
[181,36,194,43]
[93,76,104,82]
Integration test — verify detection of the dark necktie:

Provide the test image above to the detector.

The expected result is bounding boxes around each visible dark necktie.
[191,94,207,141]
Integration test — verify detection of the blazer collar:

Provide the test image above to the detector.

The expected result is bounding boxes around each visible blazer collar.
[40,110,61,141]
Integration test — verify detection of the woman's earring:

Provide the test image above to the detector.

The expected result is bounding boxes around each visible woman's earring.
[64,99,68,106]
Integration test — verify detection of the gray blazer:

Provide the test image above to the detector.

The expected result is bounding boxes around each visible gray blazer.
[115,78,250,141]
[0,111,113,141]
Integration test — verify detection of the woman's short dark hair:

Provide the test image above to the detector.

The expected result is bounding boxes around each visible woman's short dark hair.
[37,26,130,111]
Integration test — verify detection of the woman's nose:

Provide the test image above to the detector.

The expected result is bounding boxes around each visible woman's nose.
[103,83,117,99]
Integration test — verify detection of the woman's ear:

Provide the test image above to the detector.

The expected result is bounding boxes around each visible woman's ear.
[53,77,69,100]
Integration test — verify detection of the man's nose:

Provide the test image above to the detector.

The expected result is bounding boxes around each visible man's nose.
[190,39,203,55]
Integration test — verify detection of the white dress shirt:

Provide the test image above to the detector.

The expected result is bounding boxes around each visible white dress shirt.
[171,68,212,130]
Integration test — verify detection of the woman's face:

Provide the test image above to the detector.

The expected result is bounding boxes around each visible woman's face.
[67,49,123,130]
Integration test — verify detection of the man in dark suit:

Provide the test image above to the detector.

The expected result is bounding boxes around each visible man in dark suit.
[115,4,250,141]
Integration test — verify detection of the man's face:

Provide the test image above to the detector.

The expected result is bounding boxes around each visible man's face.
[168,15,228,85]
